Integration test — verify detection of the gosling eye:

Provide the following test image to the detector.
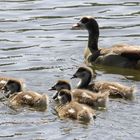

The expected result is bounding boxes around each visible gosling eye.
[59,92,65,97]
[79,71,86,77]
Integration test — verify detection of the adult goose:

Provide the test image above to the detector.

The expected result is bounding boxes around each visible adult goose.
[55,89,96,123]
[50,80,109,109]
[72,16,140,69]
[71,66,135,100]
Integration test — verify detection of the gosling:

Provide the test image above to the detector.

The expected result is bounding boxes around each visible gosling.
[55,89,96,123]
[2,79,48,111]
[50,80,109,109]
[9,91,48,111]
[72,66,135,100]
[0,77,25,97]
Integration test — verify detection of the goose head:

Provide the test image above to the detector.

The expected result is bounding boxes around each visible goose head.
[72,16,100,52]
[72,16,99,35]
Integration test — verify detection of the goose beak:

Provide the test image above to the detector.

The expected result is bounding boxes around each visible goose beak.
[71,22,84,30]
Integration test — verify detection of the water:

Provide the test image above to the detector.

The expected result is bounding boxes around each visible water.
[0,0,140,139]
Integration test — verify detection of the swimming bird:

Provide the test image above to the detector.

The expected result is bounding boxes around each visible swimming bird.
[9,91,48,111]
[0,77,25,98]
[71,66,135,100]
[50,80,109,109]
[2,79,48,110]
[55,89,96,123]
[72,16,140,69]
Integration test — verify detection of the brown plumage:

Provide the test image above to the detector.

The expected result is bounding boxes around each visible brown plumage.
[1,78,48,110]
[9,91,48,111]
[72,16,140,69]
[50,80,109,109]
[55,89,96,123]
[72,66,135,100]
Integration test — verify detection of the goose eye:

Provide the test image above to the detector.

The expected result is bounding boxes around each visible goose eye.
[81,17,89,24]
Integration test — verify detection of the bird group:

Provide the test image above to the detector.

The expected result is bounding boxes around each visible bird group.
[0,66,135,123]
[0,16,139,124]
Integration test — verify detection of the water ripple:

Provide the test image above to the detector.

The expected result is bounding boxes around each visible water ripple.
[0,0,140,139]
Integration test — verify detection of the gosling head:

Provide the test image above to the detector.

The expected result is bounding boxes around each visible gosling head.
[71,66,95,89]
[71,66,95,80]
[50,80,71,91]
[72,16,99,35]
[50,80,71,100]
[57,89,72,105]
[2,80,22,98]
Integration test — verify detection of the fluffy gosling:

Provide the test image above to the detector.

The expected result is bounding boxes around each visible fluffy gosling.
[72,66,135,100]
[55,89,96,123]
[50,80,109,109]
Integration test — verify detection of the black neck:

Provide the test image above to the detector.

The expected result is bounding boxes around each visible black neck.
[88,32,99,53]
[77,74,91,89]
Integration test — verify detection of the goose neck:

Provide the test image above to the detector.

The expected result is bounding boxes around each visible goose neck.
[88,32,99,53]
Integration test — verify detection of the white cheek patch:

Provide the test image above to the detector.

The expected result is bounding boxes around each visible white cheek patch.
[68,108,75,114]
[82,92,91,98]
[23,95,32,100]
[77,80,81,87]
[58,95,62,100]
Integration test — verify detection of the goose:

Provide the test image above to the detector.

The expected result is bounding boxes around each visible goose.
[71,66,135,100]
[50,80,109,109]
[55,89,96,123]
[72,16,140,69]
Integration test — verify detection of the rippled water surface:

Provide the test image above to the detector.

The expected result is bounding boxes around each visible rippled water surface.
[0,0,140,139]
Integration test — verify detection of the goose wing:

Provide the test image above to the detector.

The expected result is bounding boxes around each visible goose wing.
[100,44,140,60]
[101,44,140,60]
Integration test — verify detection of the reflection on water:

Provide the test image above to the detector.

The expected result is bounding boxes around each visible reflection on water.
[0,0,140,139]
[92,64,140,81]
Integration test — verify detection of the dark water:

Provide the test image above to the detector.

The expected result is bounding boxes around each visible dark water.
[0,0,140,139]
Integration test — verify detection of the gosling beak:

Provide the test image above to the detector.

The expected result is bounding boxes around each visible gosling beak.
[48,86,56,91]
[71,74,77,79]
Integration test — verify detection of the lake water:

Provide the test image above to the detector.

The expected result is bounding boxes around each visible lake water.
[0,0,140,139]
